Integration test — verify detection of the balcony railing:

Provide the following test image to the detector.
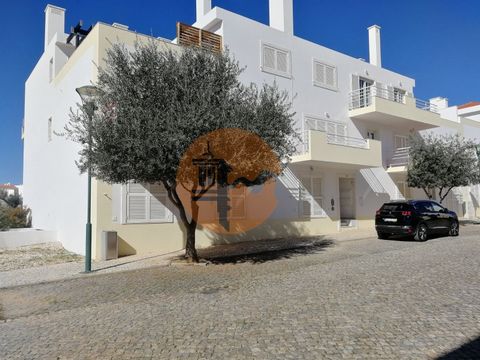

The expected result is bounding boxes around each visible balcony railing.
[388,146,410,168]
[326,134,369,148]
[349,86,439,114]
[296,130,370,155]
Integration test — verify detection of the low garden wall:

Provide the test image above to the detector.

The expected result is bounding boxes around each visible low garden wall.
[0,229,57,249]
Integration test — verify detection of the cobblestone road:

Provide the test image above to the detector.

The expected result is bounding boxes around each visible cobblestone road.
[1,227,479,359]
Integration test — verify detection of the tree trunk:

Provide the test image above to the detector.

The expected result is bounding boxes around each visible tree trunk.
[185,223,199,263]
[423,187,433,199]
[164,183,200,263]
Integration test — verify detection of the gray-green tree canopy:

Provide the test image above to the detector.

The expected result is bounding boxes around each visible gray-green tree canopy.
[407,133,480,203]
[67,41,296,262]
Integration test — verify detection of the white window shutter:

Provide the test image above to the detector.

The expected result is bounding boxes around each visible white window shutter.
[150,194,167,220]
[263,46,276,71]
[314,61,337,89]
[325,65,336,88]
[315,62,326,84]
[276,50,288,73]
[262,44,291,76]
[128,195,147,221]
[126,182,173,223]
[299,176,324,218]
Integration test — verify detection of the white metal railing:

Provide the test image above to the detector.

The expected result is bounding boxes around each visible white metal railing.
[326,133,369,149]
[349,85,439,114]
[415,98,439,113]
[296,129,370,155]
[388,146,410,167]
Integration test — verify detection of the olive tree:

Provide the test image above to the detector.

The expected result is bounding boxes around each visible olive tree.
[407,133,480,203]
[67,41,296,262]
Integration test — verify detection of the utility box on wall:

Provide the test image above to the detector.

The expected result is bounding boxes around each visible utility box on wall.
[100,231,118,260]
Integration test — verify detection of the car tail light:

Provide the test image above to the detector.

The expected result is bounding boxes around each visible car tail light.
[402,211,412,216]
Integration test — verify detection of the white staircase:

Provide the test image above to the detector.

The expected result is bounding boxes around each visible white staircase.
[360,167,404,200]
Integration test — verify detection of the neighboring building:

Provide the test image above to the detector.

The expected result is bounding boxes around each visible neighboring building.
[0,183,20,197]
[23,1,480,257]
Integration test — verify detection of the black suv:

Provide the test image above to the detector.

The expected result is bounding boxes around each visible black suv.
[375,200,459,241]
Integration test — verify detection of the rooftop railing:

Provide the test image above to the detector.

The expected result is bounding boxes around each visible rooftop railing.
[349,85,439,114]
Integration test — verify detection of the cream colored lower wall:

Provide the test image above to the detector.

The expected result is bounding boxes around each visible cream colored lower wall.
[91,180,341,259]
[356,219,375,230]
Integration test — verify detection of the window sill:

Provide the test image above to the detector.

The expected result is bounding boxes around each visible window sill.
[123,219,174,225]
[261,67,292,79]
[313,82,338,92]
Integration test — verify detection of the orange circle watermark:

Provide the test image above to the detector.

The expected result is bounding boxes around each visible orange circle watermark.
[176,128,282,235]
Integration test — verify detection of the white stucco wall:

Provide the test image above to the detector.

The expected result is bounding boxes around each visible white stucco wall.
[23,31,96,254]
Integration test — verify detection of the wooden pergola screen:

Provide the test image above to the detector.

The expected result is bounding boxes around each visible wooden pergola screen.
[177,22,223,53]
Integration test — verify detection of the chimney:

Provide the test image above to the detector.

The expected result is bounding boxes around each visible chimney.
[368,25,381,67]
[44,4,66,51]
[196,0,212,21]
[269,0,293,35]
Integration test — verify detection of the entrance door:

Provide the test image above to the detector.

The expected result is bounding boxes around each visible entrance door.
[339,178,356,220]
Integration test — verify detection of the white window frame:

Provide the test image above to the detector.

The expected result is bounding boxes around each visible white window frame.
[312,59,338,91]
[260,42,292,78]
[393,87,406,103]
[299,176,326,218]
[123,183,174,224]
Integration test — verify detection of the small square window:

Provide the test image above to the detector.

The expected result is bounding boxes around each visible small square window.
[313,60,337,90]
[261,43,291,78]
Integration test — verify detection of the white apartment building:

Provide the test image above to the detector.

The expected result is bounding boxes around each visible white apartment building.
[23,1,480,257]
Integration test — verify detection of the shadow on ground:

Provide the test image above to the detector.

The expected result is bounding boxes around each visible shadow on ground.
[436,336,480,359]
[380,233,458,242]
[197,237,334,265]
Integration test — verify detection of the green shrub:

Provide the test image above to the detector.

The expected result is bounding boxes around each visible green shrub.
[0,206,32,231]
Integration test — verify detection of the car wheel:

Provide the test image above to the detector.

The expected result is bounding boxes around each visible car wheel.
[377,232,389,240]
[414,223,428,242]
[449,220,459,237]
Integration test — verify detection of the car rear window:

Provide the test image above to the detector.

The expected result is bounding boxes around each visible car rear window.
[381,203,411,212]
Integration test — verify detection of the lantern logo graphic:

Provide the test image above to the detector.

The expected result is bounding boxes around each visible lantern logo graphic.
[176,128,282,235]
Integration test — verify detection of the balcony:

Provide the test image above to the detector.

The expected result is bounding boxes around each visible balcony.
[292,130,382,169]
[387,146,410,173]
[348,86,452,130]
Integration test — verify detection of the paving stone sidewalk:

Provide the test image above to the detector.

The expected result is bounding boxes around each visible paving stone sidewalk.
[0,226,478,359]
[0,228,376,288]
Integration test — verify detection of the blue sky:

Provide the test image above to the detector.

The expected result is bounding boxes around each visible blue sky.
[1,0,479,184]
